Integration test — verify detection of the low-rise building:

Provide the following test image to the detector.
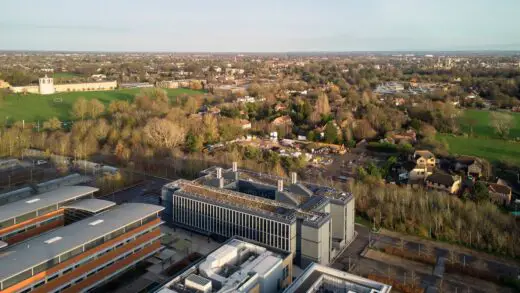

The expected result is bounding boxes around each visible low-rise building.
[284,262,391,293]
[455,156,483,178]
[271,116,293,127]
[412,150,436,168]
[426,173,461,194]
[0,203,164,293]
[155,238,293,293]
[10,76,117,95]
[239,119,252,130]
[488,182,512,205]
[0,186,99,245]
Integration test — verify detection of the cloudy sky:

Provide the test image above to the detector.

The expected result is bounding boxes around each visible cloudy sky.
[1,0,519,51]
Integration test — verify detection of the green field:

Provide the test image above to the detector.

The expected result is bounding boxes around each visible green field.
[438,134,520,165]
[436,110,520,166]
[460,109,520,139]
[0,88,202,123]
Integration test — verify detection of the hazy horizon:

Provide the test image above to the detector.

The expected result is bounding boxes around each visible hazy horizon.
[1,0,520,52]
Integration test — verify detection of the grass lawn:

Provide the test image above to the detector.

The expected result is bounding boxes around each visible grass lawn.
[0,88,202,123]
[437,134,520,166]
[460,109,520,139]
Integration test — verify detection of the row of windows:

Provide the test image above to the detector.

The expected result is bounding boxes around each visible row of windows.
[1,216,63,241]
[50,239,158,293]
[1,196,90,229]
[0,215,159,291]
[173,196,290,251]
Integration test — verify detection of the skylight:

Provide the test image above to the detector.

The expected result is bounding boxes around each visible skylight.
[25,198,40,204]
[89,219,104,226]
[44,236,62,244]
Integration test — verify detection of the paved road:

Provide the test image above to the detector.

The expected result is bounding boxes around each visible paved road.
[98,175,172,205]
[335,225,517,293]
[370,232,519,279]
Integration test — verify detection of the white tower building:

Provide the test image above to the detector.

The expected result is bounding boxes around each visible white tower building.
[38,75,55,95]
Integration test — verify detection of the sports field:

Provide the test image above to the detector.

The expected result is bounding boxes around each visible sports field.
[0,88,202,123]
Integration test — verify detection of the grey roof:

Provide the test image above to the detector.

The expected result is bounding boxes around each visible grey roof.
[64,198,116,213]
[285,263,392,293]
[0,203,164,282]
[0,186,99,222]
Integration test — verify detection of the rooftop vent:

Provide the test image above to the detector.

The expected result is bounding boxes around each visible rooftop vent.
[89,219,104,226]
[44,236,62,244]
[25,198,40,204]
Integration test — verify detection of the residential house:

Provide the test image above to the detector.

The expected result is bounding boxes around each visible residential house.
[409,165,433,181]
[0,80,11,89]
[455,156,483,178]
[275,104,287,112]
[488,181,512,205]
[412,150,436,168]
[391,129,417,144]
[239,119,252,130]
[271,115,293,127]
[426,173,462,194]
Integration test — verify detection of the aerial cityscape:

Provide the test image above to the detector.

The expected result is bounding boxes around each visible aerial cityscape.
[0,1,519,293]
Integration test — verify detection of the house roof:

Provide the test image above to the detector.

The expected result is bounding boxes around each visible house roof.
[414,150,435,160]
[496,178,509,187]
[426,173,458,186]
[271,115,293,126]
[456,155,478,165]
[488,183,511,195]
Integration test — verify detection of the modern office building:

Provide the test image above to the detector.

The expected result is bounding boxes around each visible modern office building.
[162,163,355,267]
[155,238,293,293]
[284,263,392,293]
[0,186,100,245]
[0,203,164,293]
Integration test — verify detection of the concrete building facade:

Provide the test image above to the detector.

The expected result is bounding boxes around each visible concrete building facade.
[155,238,293,293]
[0,203,164,293]
[0,186,99,245]
[9,76,117,95]
[162,164,355,268]
[284,263,391,293]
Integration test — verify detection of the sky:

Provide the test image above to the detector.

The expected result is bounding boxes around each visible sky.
[1,0,519,52]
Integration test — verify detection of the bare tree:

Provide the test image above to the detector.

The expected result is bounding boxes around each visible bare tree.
[43,117,62,131]
[490,112,514,139]
[143,118,186,149]
[71,97,89,120]
[88,98,105,119]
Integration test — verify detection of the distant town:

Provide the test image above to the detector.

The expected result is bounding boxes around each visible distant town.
[0,51,519,293]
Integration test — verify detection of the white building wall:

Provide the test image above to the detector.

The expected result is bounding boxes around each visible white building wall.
[345,199,355,244]
[330,202,346,243]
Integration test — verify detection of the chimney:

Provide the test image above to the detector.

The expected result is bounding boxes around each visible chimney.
[277,179,284,192]
[232,162,238,172]
[291,172,297,185]
[216,167,222,179]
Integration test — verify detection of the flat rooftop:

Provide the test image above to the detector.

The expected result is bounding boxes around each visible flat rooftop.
[170,179,298,221]
[63,198,116,213]
[285,263,392,293]
[0,186,99,222]
[0,203,164,282]
[200,166,353,203]
[156,238,289,293]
